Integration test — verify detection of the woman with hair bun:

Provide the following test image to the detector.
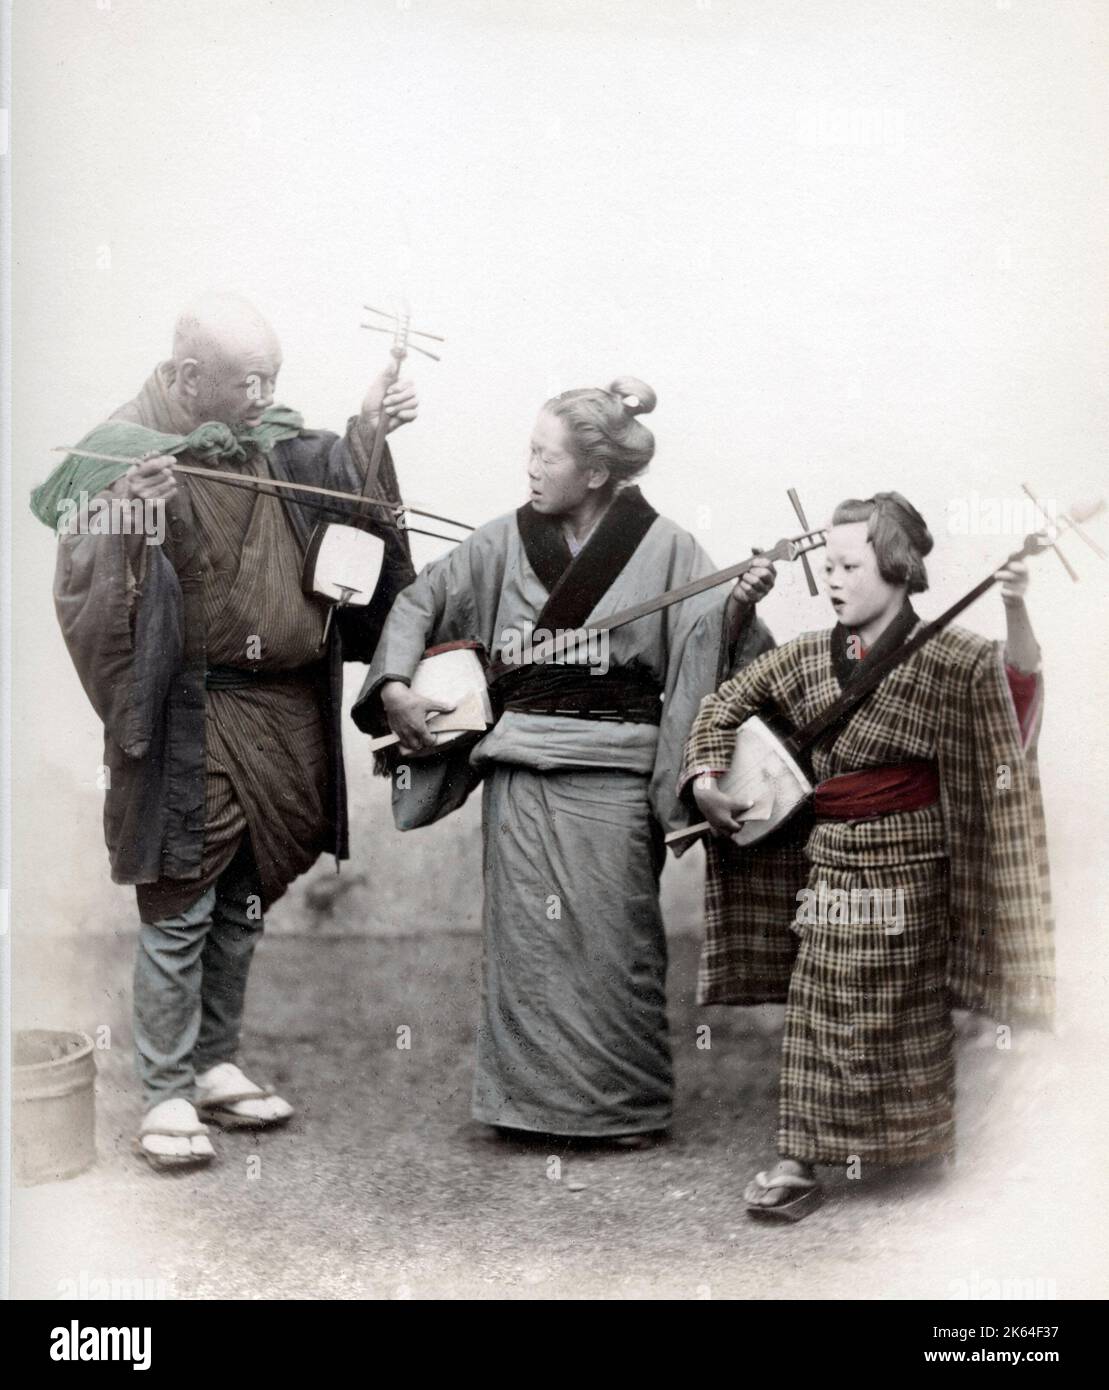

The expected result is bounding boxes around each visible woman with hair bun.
[680,491,1054,1219]
[354,377,779,1140]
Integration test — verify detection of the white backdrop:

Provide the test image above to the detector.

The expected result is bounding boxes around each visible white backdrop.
[9,2,1106,1011]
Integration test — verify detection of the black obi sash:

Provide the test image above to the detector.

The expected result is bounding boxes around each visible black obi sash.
[493,486,662,724]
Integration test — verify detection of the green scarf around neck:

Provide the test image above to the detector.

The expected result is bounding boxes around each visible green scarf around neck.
[30,406,304,531]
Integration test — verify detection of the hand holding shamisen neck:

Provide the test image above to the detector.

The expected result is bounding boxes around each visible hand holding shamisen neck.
[727,553,776,638]
[362,369,419,435]
[997,558,1040,674]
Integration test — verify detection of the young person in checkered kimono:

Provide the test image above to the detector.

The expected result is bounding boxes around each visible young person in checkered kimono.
[679,492,1054,1221]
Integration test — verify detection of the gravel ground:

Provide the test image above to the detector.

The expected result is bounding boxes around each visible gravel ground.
[10,930,1106,1300]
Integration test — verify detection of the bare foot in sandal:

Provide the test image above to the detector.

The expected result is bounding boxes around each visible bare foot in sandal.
[195,1062,294,1129]
[136,1098,215,1171]
[744,1158,823,1221]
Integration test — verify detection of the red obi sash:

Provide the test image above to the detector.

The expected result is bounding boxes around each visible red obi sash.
[814,759,940,821]
[813,664,1037,820]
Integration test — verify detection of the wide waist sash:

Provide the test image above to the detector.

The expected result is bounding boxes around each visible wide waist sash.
[814,758,940,821]
[494,664,663,725]
[204,664,319,691]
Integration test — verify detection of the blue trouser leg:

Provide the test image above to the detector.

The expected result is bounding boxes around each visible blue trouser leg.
[132,849,265,1106]
[133,886,217,1106]
[193,852,265,1076]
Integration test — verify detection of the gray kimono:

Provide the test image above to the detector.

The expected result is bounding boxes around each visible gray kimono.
[354,488,773,1136]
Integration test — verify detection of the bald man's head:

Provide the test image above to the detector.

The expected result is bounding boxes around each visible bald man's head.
[170,293,283,431]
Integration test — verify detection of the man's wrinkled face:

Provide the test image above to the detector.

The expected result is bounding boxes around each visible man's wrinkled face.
[191,342,282,430]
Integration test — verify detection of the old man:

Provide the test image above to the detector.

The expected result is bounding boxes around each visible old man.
[32,293,418,1170]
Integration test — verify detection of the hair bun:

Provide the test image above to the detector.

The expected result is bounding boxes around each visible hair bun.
[608,376,656,416]
[875,491,934,558]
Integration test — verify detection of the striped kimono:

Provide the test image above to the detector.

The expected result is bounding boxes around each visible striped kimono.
[355,487,774,1137]
[140,448,334,917]
[680,621,1054,1166]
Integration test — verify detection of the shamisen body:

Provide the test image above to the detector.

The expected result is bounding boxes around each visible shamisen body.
[353,377,778,1141]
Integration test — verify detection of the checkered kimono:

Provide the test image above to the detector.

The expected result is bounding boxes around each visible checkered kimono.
[681,624,1054,1165]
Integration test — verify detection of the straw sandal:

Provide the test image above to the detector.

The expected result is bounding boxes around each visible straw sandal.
[134,1100,215,1172]
[195,1063,294,1131]
[744,1166,824,1222]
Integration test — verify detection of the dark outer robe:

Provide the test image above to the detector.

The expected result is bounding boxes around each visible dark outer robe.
[52,363,415,914]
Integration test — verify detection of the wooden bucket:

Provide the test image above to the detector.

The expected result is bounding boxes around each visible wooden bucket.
[13,1029,96,1186]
